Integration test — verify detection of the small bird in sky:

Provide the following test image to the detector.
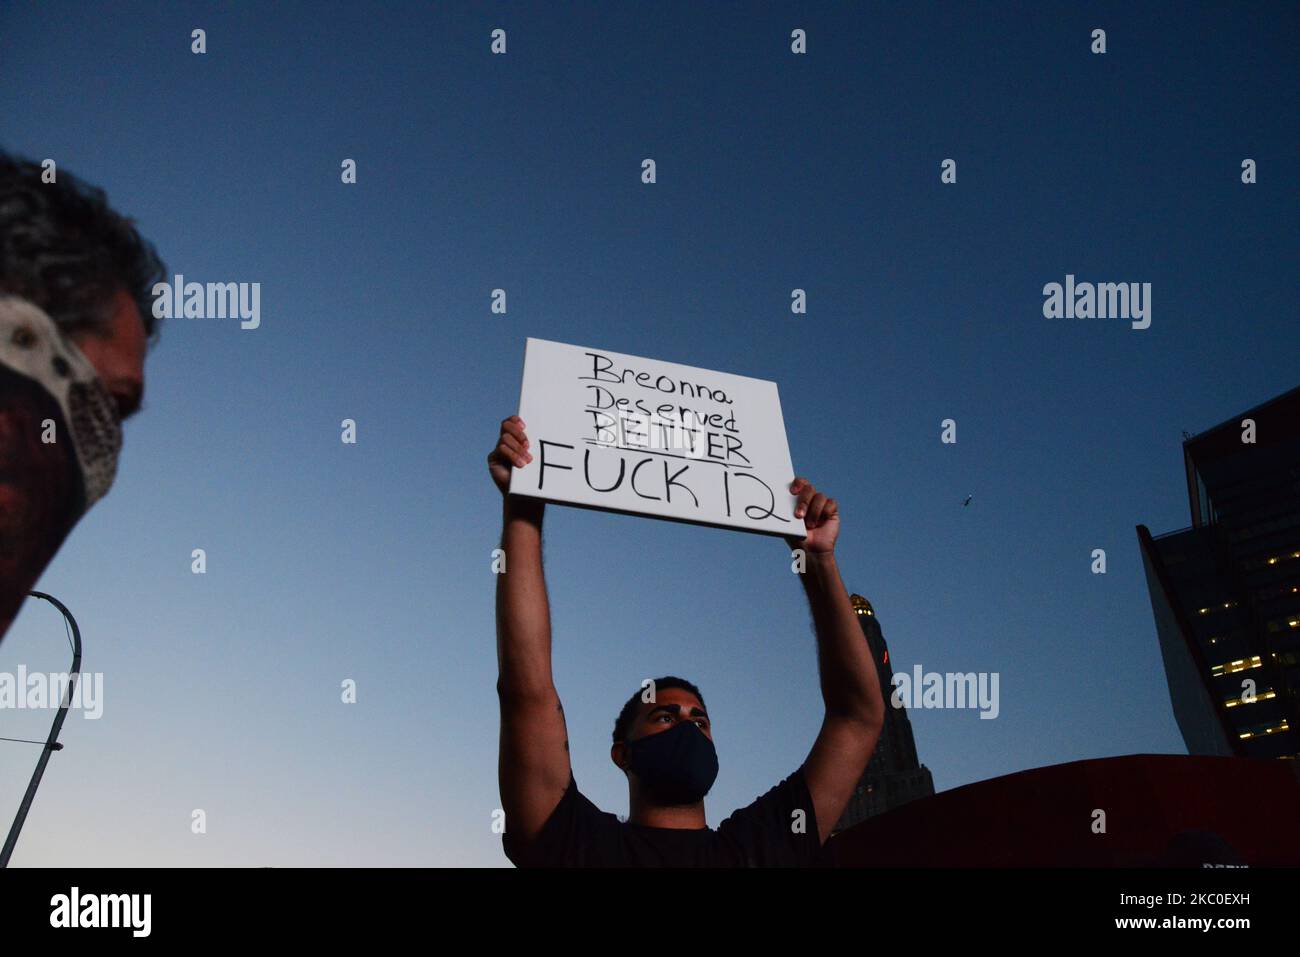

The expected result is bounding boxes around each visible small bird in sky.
[962,494,973,507]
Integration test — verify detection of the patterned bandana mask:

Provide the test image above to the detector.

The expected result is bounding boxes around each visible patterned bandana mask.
[0,295,123,513]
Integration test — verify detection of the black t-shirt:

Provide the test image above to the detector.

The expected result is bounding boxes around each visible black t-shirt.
[502,767,822,867]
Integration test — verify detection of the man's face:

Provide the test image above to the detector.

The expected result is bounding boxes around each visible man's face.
[613,686,712,772]
[67,287,146,421]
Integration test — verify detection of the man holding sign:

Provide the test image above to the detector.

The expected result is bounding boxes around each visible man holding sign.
[490,403,885,866]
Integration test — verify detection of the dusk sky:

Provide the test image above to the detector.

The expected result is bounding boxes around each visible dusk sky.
[0,1,1294,866]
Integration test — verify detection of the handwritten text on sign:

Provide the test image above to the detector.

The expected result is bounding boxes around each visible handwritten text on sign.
[510,338,803,537]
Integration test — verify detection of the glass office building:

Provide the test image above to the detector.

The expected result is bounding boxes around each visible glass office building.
[1137,385,1300,759]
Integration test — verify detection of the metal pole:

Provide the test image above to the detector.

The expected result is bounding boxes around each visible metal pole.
[0,591,81,867]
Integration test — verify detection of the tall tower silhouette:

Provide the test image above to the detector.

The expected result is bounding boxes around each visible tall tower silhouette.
[833,594,935,833]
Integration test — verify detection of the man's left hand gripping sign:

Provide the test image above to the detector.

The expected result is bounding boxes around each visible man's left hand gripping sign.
[0,295,122,642]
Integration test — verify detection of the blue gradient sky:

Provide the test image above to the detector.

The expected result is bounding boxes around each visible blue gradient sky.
[0,1,1294,866]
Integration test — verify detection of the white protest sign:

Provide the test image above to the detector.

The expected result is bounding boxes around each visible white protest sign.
[510,337,803,538]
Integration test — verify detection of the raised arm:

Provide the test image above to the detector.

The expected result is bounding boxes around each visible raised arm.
[784,478,885,843]
[489,415,572,845]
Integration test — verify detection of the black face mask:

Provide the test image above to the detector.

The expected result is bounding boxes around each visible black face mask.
[625,719,719,806]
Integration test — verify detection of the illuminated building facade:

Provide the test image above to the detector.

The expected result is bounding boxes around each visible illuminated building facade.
[832,594,935,833]
[1137,385,1300,759]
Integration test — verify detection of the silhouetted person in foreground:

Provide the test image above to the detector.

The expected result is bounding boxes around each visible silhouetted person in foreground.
[489,414,885,866]
[0,151,164,642]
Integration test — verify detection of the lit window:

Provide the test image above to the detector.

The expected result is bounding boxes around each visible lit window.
[1224,690,1277,708]
[1239,719,1291,740]
[1211,656,1262,676]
